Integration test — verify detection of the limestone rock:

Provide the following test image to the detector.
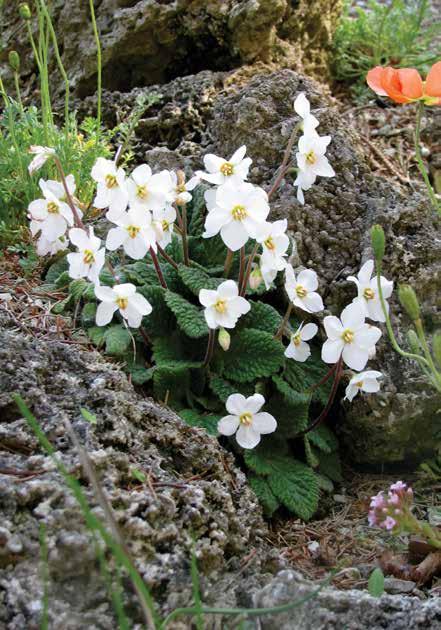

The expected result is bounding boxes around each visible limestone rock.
[1,0,342,99]
[253,569,441,629]
[0,313,273,627]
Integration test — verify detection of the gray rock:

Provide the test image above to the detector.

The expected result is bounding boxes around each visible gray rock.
[252,569,441,629]
[0,312,274,627]
[384,577,417,595]
[1,0,342,100]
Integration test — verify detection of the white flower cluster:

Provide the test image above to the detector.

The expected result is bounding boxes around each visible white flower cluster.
[25,99,391,451]
[293,93,335,204]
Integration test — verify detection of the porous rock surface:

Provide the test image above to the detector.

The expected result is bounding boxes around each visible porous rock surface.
[254,570,441,629]
[81,68,441,467]
[0,312,275,627]
[1,0,341,98]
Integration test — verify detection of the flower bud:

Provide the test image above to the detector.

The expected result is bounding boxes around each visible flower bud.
[433,331,441,369]
[249,267,263,290]
[371,224,385,262]
[406,329,421,355]
[8,51,20,72]
[218,328,230,352]
[19,3,31,19]
[398,285,420,321]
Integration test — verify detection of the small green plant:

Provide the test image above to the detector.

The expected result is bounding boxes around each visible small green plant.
[333,0,441,97]
[367,567,385,597]
[371,225,441,394]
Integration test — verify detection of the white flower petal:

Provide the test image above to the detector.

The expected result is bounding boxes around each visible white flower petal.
[96,301,118,326]
[236,425,261,449]
[226,393,247,415]
[322,338,344,364]
[246,393,265,414]
[218,415,240,436]
[252,412,277,434]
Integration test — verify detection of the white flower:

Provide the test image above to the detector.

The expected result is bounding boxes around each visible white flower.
[199,280,250,329]
[295,133,335,205]
[28,188,74,241]
[35,234,68,256]
[347,260,393,323]
[285,265,324,313]
[294,93,319,135]
[203,182,269,251]
[153,205,177,248]
[198,146,252,186]
[285,322,318,362]
[322,302,382,371]
[28,146,55,174]
[344,370,383,402]
[67,227,105,285]
[260,263,278,290]
[255,220,289,272]
[106,207,158,259]
[91,157,129,220]
[294,169,316,205]
[40,174,76,201]
[95,283,152,328]
[127,164,169,213]
[166,171,200,205]
[218,393,277,449]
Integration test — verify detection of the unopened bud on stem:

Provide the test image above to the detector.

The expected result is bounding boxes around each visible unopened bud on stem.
[249,267,263,290]
[218,328,230,352]
[19,3,31,19]
[407,329,421,355]
[8,51,20,72]
[398,285,420,321]
[371,224,385,262]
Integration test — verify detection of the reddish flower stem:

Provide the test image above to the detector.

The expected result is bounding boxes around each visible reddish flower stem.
[53,156,85,230]
[297,357,343,437]
[149,248,168,289]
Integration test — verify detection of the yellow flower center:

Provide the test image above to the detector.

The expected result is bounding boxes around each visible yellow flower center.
[83,249,95,264]
[116,297,128,310]
[136,185,148,199]
[47,201,59,214]
[342,328,354,343]
[231,204,247,221]
[105,174,117,189]
[363,287,375,300]
[296,284,307,298]
[306,150,316,165]
[355,380,364,388]
[220,162,234,176]
[214,299,227,313]
[127,225,141,239]
[292,333,301,347]
[162,220,170,232]
[239,412,253,426]
[176,184,186,193]
[264,236,275,251]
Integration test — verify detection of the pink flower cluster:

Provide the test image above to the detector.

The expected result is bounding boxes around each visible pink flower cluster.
[368,481,413,531]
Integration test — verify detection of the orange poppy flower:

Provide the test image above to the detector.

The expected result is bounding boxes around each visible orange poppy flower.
[366,61,441,105]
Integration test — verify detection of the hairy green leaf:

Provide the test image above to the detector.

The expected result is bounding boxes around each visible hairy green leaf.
[284,347,332,405]
[164,290,209,339]
[241,301,282,334]
[87,326,106,347]
[246,449,319,520]
[81,302,97,326]
[318,450,343,483]
[69,279,88,301]
[249,474,280,517]
[222,329,285,382]
[104,325,132,355]
[178,264,223,295]
[308,425,338,454]
[179,409,219,436]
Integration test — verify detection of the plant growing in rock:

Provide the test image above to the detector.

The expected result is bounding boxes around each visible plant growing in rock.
[26,95,389,521]
[370,224,441,394]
